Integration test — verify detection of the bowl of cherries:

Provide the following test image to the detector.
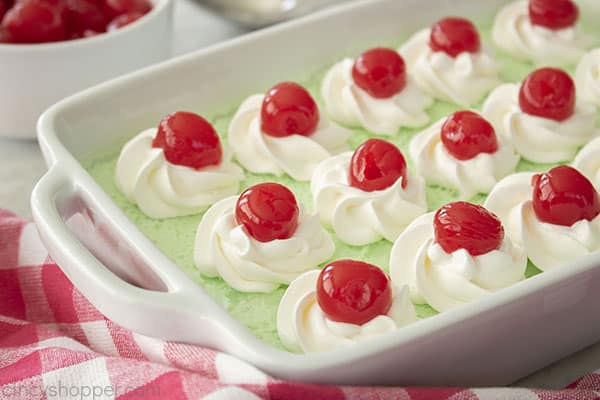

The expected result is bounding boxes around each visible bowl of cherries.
[0,0,173,138]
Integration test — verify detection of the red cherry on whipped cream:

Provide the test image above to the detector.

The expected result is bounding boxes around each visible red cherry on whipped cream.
[441,111,498,161]
[317,259,393,325]
[349,138,408,192]
[429,17,481,58]
[434,201,505,256]
[235,182,299,243]
[529,0,578,30]
[152,111,223,170]
[352,47,407,99]
[519,68,575,122]
[531,165,600,227]
[260,82,319,138]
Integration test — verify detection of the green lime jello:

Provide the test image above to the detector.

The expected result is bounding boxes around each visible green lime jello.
[85,19,598,350]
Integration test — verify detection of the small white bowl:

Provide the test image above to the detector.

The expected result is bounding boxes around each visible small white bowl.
[0,0,173,139]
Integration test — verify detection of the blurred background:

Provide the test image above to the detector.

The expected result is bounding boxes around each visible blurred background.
[195,0,346,28]
[175,0,348,56]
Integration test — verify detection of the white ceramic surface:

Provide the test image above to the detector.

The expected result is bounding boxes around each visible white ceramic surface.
[0,0,173,139]
[31,0,600,386]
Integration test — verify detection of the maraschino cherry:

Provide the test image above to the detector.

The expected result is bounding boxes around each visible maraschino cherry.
[519,68,575,122]
[0,0,152,44]
[65,0,107,35]
[107,12,142,30]
[434,202,505,256]
[260,82,319,138]
[317,259,393,325]
[0,27,12,43]
[352,47,407,99]
[531,166,600,227]
[152,111,222,170]
[0,0,10,21]
[235,183,299,243]
[104,0,151,18]
[529,0,578,30]
[349,138,408,192]
[3,0,67,43]
[429,17,481,58]
[441,111,498,161]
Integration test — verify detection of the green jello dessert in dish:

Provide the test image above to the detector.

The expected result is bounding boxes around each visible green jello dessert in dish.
[85,12,600,350]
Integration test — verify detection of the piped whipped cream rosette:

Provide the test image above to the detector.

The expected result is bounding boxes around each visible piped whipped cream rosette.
[399,17,501,106]
[482,67,598,163]
[575,49,600,107]
[492,0,593,67]
[390,202,527,313]
[228,81,351,181]
[311,138,427,246]
[277,260,417,353]
[573,137,600,190]
[195,182,335,293]
[115,111,244,219]
[485,166,600,271]
[409,110,519,199]
[321,47,433,136]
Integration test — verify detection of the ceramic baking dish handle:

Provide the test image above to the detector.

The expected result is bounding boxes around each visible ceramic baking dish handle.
[31,164,213,338]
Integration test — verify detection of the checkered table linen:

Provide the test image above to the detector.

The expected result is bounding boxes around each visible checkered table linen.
[1,209,599,400]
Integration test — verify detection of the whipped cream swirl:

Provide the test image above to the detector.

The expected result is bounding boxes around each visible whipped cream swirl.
[389,213,527,312]
[482,83,598,163]
[485,172,600,271]
[409,117,520,199]
[399,29,501,106]
[492,0,593,67]
[575,49,600,107]
[277,270,417,353]
[573,136,600,190]
[228,94,351,181]
[311,153,427,245]
[321,58,433,135]
[194,197,335,293]
[115,129,244,219]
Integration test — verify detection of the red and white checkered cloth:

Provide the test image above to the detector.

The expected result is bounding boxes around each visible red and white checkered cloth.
[1,209,600,400]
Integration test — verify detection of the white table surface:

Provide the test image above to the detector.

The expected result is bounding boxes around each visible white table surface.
[1,0,599,389]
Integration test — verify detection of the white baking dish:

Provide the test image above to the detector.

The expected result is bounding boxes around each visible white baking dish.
[31,0,600,387]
